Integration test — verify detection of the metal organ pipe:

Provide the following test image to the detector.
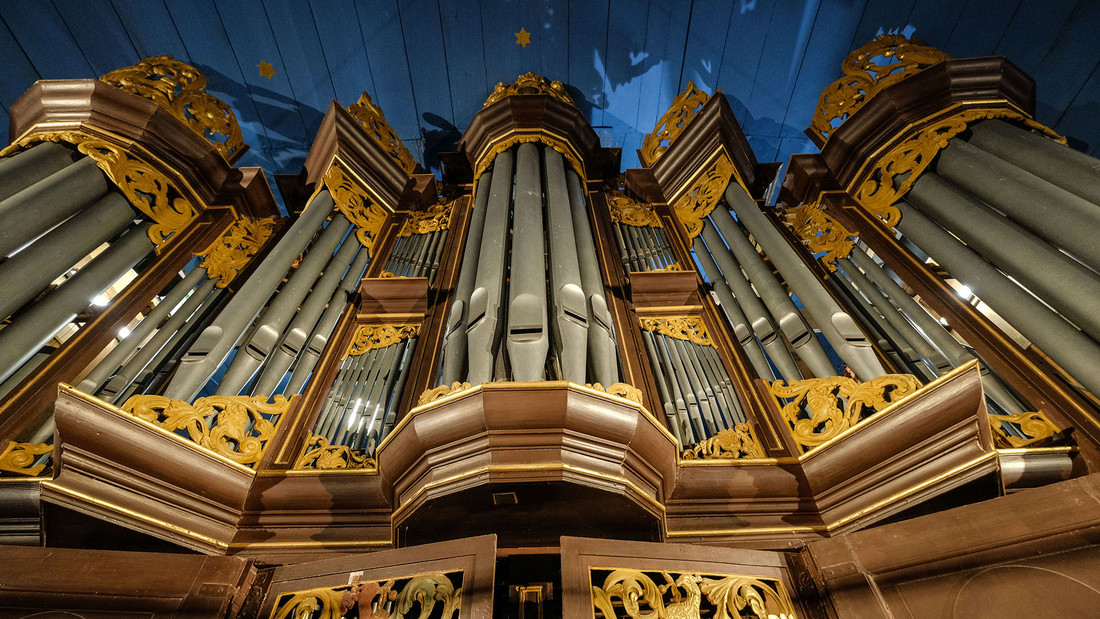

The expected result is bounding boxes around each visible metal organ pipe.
[0,157,110,258]
[506,143,550,381]
[544,148,589,383]
[0,142,79,203]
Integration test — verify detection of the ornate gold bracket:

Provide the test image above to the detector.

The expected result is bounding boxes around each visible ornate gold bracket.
[346,324,421,357]
[782,195,856,271]
[640,81,710,167]
[197,215,280,287]
[270,572,462,619]
[397,199,454,237]
[639,316,714,347]
[607,190,663,228]
[770,374,923,452]
[100,55,246,161]
[347,92,417,175]
[483,72,575,108]
[681,424,766,460]
[472,131,586,186]
[417,382,473,407]
[670,152,735,238]
[323,163,390,252]
[293,434,376,470]
[0,440,52,477]
[590,568,796,619]
[809,34,950,146]
[585,382,645,405]
[120,394,289,467]
[990,410,1064,449]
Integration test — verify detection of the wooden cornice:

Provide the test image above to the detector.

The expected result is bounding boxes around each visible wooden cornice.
[777,153,840,209]
[8,79,279,220]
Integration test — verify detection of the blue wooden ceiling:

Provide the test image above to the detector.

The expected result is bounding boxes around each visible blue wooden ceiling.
[3,0,1100,204]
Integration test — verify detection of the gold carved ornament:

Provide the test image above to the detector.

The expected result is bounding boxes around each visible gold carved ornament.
[323,163,389,253]
[197,215,280,287]
[346,324,420,357]
[853,108,1064,226]
[483,72,575,108]
[989,411,1064,449]
[0,440,52,477]
[472,132,586,186]
[270,572,462,619]
[671,153,736,238]
[639,316,714,347]
[608,190,663,228]
[781,197,855,271]
[586,382,645,405]
[809,34,950,145]
[590,569,797,619]
[681,424,766,460]
[100,55,246,161]
[417,382,473,407]
[1,131,198,248]
[347,92,417,175]
[293,434,376,470]
[398,199,454,237]
[121,394,289,467]
[769,374,922,452]
[640,81,711,167]
[653,262,684,272]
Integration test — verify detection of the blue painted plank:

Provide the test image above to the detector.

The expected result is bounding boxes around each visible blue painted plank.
[778,0,867,139]
[537,0,571,82]
[308,0,376,107]
[715,0,772,126]
[635,0,691,139]
[1054,61,1100,154]
[743,0,821,138]
[601,0,650,136]
[678,0,732,94]
[903,0,966,49]
[775,136,818,167]
[355,0,420,141]
[262,0,337,137]
[109,0,190,60]
[52,0,140,76]
[482,0,527,96]
[439,0,489,127]
[1031,1,1100,124]
[745,134,781,165]
[0,18,41,113]
[566,0,610,124]
[945,0,1024,58]
[995,0,1077,75]
[847,0,917,53]
[0,2,94,78]
[399,0,454,132]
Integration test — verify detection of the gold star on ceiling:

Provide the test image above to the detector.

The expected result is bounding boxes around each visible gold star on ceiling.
[258,60,277,79]
[515,27,531,48]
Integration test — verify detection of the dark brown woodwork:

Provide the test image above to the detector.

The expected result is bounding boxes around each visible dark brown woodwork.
[357,277,430,316]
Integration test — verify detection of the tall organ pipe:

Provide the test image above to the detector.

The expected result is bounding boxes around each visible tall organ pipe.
[544,149,589,383]
[466,151,515,384]
[0,158,111,258]
[163,191,335,401]
[506,144,550,381]
[0,142,78,203]
[567,171,619,385]
[894,201,1100,397]
[721,186,885,379]
[0,222,155,385]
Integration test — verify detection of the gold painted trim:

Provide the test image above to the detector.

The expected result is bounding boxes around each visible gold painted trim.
[471,128,587,184]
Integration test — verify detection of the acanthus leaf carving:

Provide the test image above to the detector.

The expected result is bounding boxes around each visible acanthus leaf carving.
[671,153,735,238]
[640,81,710,167]
[639,316,713,347]
[346,324,421,357]
[198,215,280,287]
[483,72,575,108]
[607,190,663,228]
[323,163,389,253]
[347,92,417,175]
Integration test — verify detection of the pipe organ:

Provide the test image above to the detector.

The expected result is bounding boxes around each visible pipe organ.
[1,39,1099,618]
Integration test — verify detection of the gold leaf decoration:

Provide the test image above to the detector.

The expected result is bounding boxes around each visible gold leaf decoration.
[638,316,713,347]
[293,434,376,470]
[652,262,683,272]
[417,382,473,407]
[323,163,389,252]
[781,197,855,271]
[198,215,280,287]
[990,411,1063,449]
[640,81,710,167]
[586,382,645,405]
[346,324,421,357]
[270,572,462,619]
[607,190,663,228]
[671,153,735,238]
[852,108,1063,226]
[483,72,575,108]
[472,133,585,187]
[590,568,797,619]
[0,441,52,477]
[347,92,417,175]
[121,394,290,467]
[809,34,950,145]
[398,199,455,237]
[769,374,923,452]
[681,424,766,460]
[100,55,246,161]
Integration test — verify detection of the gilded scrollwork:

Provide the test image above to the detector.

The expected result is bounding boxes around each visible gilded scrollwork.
[653,262,684,272]
[293,434,376,470]
[638,316,713,347]
[0,440,53,477]
[607,190,663,228]
[417,382,473,407]
[681,424,766,460]
[347,92,417,175]
[809,34,950,145]
[473,133,585,186]
[323,163,389,252]
[586,382,645,405]
[121,394,289,467]
[590,568,797,619]
[483,72,575,108]
[398,199,454,237]
[346,324,421,357]
[100,55,246,161]
[640,81,711,167]
[269,571,462,619]
[782,197,855,271]
[989,411,1064,449]
[198,216,280,287]
[671,153,735,238]
[769,374,923,451]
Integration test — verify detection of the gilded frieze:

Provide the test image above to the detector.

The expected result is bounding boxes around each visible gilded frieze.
[640,81,710,167]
